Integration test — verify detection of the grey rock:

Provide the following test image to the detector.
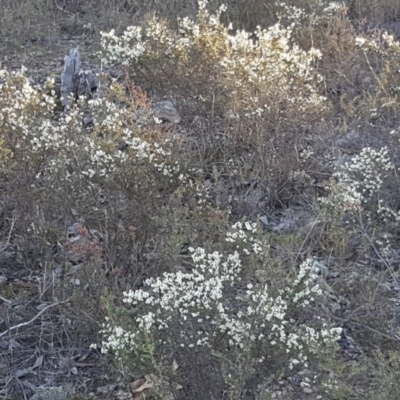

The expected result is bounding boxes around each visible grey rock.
[30,386,72,400]
[134,100,181,125]
[61,48,98,111]
[152,100,181,123]
[61,48,81,110]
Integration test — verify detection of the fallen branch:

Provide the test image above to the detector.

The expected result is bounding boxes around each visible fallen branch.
[0,299,70,338]
[0,213,15,253]
[0,295,11,304]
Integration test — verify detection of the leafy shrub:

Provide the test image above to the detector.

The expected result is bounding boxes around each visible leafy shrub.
[3,1,400,399]
[100,0,335,213]
[98,221,341,399]
[101,1,328,122]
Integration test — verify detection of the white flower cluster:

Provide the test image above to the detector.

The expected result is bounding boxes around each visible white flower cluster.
[291,257,322,304]
[100,26,146,66]
[377,200,400,224]
[275,1,306,24]
[0,69,56,154]
[99,223,341,372]
[354,32,400,103]
[319,173,364,215]
[319,147,393,216]
[0,71,169,175]
[96,317,137,358]
[225,220,264,255]
[355,32,397,51]
[0,68,55,116]
[275,0,342,26]
[100,1,327,119]
[219,22,326,116]
[345,147,392,196]
[319,1,343,15]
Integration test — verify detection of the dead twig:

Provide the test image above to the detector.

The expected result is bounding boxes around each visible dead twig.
[0,295,11,304]
[0,213,16,253]
[0,299,70,338]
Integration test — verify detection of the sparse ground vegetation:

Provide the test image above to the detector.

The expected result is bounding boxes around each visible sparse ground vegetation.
[1,0,400,399]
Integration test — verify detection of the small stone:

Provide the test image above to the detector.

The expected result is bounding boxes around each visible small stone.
[298,368,311,376]
[134,100,181,125]
[152,100,181,124]
[97,385,117,394]
[83,116,94,127]
[115,391,132,400]
[303,387,313,394]
[70,278,80,286]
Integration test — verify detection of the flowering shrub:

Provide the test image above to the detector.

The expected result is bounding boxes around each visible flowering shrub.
[3,1,400,399]
[350,31,400,123]
[98,221,341,397]
[100,1,328,123]
[275,0,343,27]
[0,67,213,278]
[0,68,56,180]
[0,67,213,194]
[319,147,393,219]
[100,0,336,215]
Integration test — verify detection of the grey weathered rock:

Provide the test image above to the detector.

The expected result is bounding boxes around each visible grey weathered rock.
[61,48,98,111]
[77,69,98,98]
[61,48,81,110]
[134,100,181,125]
[152,100,181,123]
[30,386,72,400]
[336,130,363,154]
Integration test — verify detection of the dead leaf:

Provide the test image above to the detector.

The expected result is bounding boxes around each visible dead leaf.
[32,355,43,369]
[172,359,179,373]
[97,384,117,394]
[132,379,153,393]
[129,378,146,392]
[74,351,91,362]
[15,368,33,378]
[133,392,148,400]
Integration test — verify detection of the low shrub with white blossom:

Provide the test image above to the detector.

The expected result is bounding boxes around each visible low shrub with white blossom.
[319,146,393,218]
[100,0,329,124]
[0,70,186,190]
[0,66,212,276]
[3,1,400,399]
[97,221,341,397]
